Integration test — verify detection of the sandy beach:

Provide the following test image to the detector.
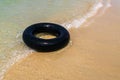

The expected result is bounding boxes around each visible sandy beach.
[3,0,120,80]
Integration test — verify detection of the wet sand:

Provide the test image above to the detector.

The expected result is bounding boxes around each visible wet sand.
[3,0,120,80]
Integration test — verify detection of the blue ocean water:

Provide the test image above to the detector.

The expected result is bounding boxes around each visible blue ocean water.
[0,0,111,79]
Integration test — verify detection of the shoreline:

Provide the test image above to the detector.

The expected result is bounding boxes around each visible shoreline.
[3,0,120,80]
[0,1,100,79]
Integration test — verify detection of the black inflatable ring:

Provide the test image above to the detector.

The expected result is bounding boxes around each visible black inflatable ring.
[22,23,70,52]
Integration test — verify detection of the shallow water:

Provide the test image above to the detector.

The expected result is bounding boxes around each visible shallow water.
[0,0,111,79]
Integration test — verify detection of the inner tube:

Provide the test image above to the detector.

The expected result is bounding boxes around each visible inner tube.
[22,23,70,52]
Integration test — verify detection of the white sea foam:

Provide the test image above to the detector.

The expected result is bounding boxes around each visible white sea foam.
[63,0,111,29]
[0,45,34,80]
[0,0,112,80]
[98,0,112,16]
[0,50,33,80]
[0,32,34,80]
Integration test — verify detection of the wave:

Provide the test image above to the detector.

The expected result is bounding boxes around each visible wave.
[0,0,111,80]
[0,50,33,80]
[63,0,111,29]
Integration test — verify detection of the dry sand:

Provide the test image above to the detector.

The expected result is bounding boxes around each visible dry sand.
[3,0,120,80]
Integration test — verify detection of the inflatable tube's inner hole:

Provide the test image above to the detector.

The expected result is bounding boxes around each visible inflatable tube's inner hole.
[35,32,57,39]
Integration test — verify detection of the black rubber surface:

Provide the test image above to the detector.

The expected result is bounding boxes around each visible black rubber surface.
[22,23,70,52]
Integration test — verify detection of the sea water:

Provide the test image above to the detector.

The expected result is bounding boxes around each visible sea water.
[0,0,111,79]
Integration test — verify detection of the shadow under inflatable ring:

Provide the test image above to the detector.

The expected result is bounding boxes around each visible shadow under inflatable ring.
[22,23,70,52]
